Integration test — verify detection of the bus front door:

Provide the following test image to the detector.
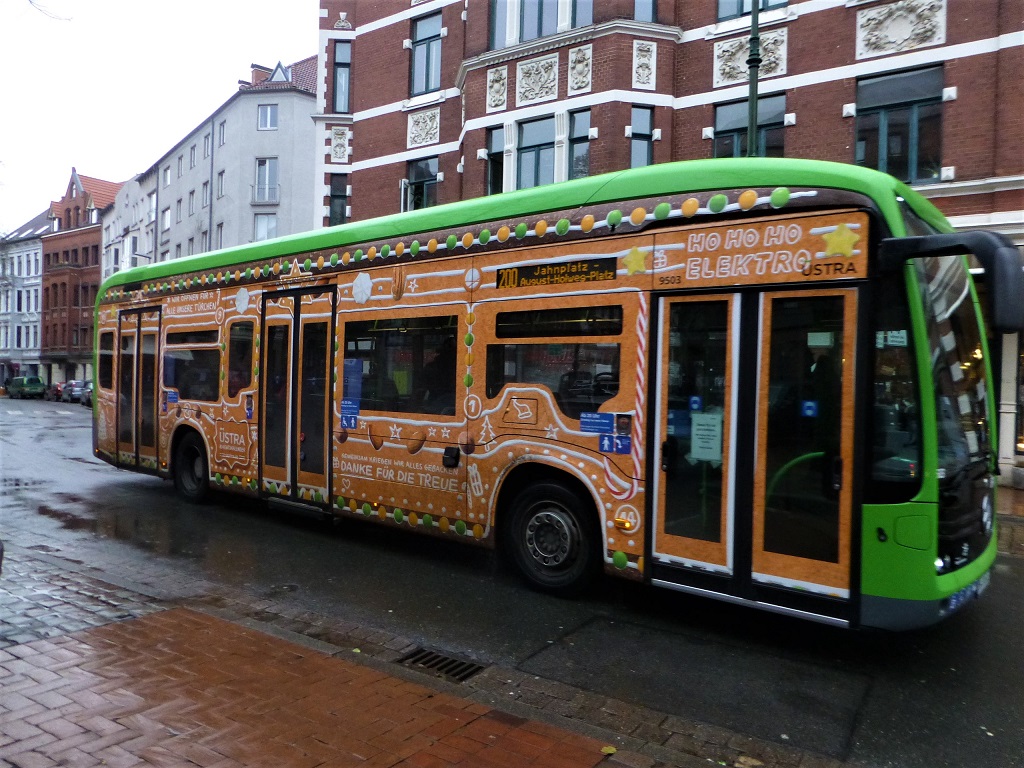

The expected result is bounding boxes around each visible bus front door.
[116,309,161,471]
[652,290,857,620]
[260,290,335,503]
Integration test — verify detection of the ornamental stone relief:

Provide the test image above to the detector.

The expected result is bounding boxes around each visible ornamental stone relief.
[567,44,592,95]
[486,66,507,113]
[632,41,656,90]
[407,108,440,148]
[856,0,945,60]
[330,126,351,163]
[516,53,558,107]
[713,28,787,88]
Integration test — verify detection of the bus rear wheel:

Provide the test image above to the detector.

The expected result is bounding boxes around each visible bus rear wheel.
[174,432,209,503]
[505,482,598,597]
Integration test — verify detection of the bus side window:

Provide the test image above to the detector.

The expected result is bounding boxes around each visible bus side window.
[227,322,254,398]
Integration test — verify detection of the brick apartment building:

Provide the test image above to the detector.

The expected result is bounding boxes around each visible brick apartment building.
[40,169,122,384]
[313,0,1024,477]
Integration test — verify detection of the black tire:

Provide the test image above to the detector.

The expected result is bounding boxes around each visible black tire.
[504,482,599,597]
[174,432,209,503]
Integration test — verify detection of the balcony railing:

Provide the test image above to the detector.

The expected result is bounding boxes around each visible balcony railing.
[251,184,281,205]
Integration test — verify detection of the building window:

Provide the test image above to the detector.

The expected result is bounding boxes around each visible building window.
[569,110,591,180]
[216,222,224,249]
[517,116,555,190]
[334,41,352,113]
[218,120,226,146]
[629,106,654,168]
[410,14,442,97]
[203,133,211,158]
[175,244,181,259]
[202,182,210,208]
[187,237,195,255]
[718,0,786,22]
[254,213,278,241]
[177,155,183,177]
[217,171,225,198]
[258,104,279,130]
[189,145,197,168]
[163,166,171,186]
[491,0,591,49]
[487,127,505,195]
[856,67,943,184]
[714,95,785,158]
[405,157,438,211]
[635,0,656,22]
[161,208,170,231]
[255,158,279,203]
[329,174,348,226]
[188,191,196,215]
[176,199,182,222]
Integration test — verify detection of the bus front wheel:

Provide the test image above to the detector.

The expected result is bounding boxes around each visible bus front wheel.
[174,432,209,503]
[505,482,598,597]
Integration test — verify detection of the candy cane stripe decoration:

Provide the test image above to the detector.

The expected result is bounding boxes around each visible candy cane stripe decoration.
[606,293,648,500]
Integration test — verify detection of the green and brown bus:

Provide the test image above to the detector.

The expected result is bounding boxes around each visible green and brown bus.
[94,158,1024,629]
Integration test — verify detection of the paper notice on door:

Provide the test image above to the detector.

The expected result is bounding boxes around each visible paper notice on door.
[691,411,723,462]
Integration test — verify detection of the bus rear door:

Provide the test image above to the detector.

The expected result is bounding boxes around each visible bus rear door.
[116,309,161,471]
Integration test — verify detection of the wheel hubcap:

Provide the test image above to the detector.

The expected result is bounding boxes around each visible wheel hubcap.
[525,508,579,569]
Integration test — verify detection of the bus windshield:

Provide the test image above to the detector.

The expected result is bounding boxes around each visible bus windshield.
[916,255,990,476]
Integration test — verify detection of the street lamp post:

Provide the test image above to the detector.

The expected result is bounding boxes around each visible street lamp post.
[746,1,761,157]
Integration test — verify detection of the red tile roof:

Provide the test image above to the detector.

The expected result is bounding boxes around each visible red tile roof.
[241,55,317,95]
[78,174,124,210]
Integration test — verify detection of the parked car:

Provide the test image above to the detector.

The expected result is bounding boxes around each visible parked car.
[80,380,94,407]
[46,381,66,401]
[62,379,86,403]
[8,375,46,399]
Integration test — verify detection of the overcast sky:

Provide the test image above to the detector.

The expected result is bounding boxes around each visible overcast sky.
[0,0,319,235]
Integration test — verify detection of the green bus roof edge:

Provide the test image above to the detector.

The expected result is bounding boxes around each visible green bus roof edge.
[99,158,947,295]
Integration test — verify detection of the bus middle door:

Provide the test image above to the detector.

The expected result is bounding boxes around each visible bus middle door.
[260,289,335,503]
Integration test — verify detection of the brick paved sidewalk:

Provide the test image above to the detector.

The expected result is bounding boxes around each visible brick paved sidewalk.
[0,607,618,768]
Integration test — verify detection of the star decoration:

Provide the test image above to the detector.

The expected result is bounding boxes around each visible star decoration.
[389,424,403,438]
[822,223,860,258]
[407,278,419,293]
[623,247,647,275]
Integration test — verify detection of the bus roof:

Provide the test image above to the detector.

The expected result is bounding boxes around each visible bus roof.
[100,158,945,294]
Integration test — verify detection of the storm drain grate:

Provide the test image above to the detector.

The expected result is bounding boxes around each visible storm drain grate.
[397,647,485,683]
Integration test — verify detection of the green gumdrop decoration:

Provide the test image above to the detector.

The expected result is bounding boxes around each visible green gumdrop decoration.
[447,235,458,250]
[515,223,528,239]
[455,520,467,535]
[770,187,791,209]
[411,240,420,255]
[608,210,623,227]
[422,513,433,528]
[394,509,404,523]
[655,202,671,220]
[556,218,570,235]
[612,551,629,570]
[464,332,474,346]
[362,502,372,516]
[463,374,474,387]
[709,194,728,213]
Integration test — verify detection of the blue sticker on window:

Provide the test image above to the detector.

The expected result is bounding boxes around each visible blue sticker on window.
[801,400,819,418]
[581,412,615,434]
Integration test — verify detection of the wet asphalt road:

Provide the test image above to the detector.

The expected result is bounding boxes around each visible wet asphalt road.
[2,397,1023,767]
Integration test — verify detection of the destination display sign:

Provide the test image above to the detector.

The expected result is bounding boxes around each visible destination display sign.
[497,257,617,290]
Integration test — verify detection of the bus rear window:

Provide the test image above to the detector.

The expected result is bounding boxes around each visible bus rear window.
[98,332,114,389]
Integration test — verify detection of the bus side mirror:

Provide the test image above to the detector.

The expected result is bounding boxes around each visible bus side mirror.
[879,232,1024,333]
